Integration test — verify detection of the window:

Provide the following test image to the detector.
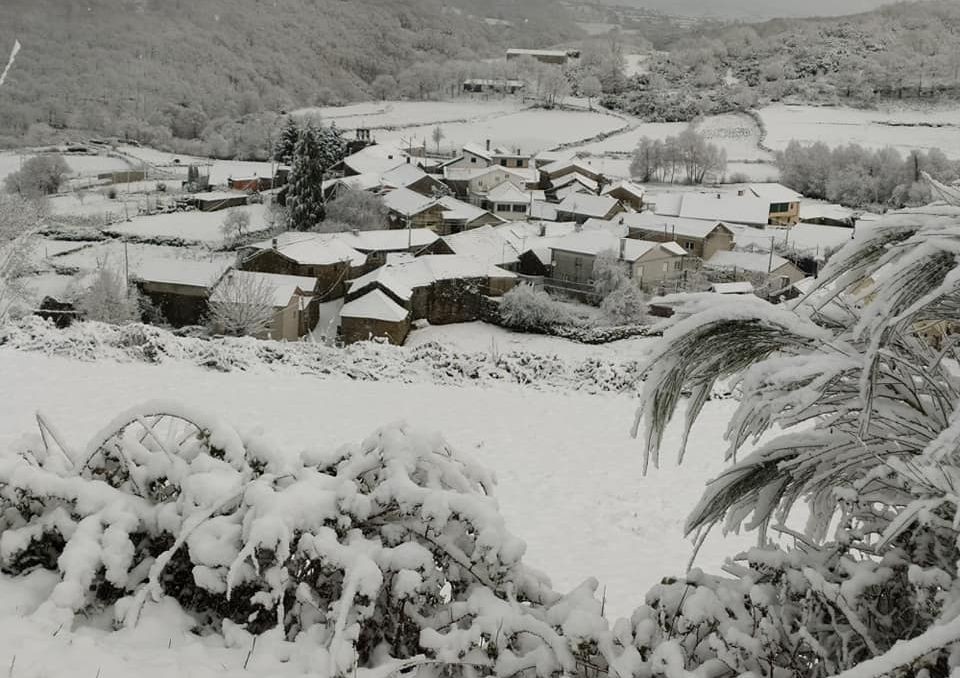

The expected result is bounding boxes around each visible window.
[500,159,507,166]
[779,275,790,289]
[511,204,526,213]
[662,262,669,272]
[470,157,477,164]
[684,241,694,250]
[674,260,682,270]
[770,202,789,213]
[496,204,510,212]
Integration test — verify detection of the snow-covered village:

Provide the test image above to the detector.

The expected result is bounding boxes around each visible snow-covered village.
[1,2,960,677]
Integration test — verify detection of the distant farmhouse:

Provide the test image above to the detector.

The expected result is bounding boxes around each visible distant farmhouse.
[463,78,525,95]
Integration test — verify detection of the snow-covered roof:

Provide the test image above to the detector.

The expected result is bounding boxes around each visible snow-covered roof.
[437,196,501,224]
[323,173,383,193]
[486,182,532,204]
[336,228,439,252]
[441,225,522,267]
[799,202,855,222]
[710,281,755,295]
[252,233,367,267]
[603,180,645,200]
[462,143,493,161]
[340,289,410,322]
[194,191,248,203]
[443,164,533,184]
[556,193,621,218]
[210,270,317,307]
[649,192,684,217]
[540,158,601,178]
[550,231,683,263]
[132,259,230,289]
[705,250,791,274]
[380,163,430,189]
[552,172,598,192]
[747,183,803,204]
[623,212,732,239]
[529,201,558,221]
[342,144,408,175]
[349,255,516,298]
[382,187,439,216]
[678,193,770,226]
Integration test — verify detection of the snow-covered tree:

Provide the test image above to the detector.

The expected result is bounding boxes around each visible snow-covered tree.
[4,154,70,197]
[273,117,300,165]
[592,248,629,297]
[600,282,645,325]
[287,125,327,231]
[318,188,388,231]
[633,191,960,676]
[220,209,251,242]
[206,270,276,337]
[499,283,572,330]
[74,263,142,325]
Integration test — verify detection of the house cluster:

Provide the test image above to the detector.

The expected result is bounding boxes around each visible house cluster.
[130,138,837,345]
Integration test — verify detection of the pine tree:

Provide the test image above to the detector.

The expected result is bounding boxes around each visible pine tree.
[273,118,300,165]
[287,125,327,231]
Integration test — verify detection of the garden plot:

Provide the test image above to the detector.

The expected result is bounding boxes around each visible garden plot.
[0,150,133,183]
[115,146,274,186]
[106,203,270,243]
[759,103,960,157]
[292,99,528,130]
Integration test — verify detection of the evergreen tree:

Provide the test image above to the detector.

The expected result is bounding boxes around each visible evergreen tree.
[273,118,300,165]
[316,123,347,171]
[287,125,327,231]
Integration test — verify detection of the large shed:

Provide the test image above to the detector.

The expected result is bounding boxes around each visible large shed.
[340,289,411,345]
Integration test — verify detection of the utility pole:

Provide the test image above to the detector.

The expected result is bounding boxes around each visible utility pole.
[124,241,129,286]
[767,236,775,276]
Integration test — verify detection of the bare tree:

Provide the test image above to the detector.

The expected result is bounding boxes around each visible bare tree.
[580,75,602,110]
[431,125,444,154]
[207,270,277,337]
[317,189,388,230]
[220,210,251,242]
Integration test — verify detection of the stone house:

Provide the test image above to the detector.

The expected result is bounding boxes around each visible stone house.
[239,233,367,301]
[382,187,447,232]
[340,289,411,345]
[602,180,645,211]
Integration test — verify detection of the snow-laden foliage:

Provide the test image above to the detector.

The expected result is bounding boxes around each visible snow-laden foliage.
[0,404,617,678]
[636,201,960,676]
[0,316,646,395]
[499,284,575,331]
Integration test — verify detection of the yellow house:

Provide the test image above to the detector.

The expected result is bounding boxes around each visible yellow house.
[747,183,803,226]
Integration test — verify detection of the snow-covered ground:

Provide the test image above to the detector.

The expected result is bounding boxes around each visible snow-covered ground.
[0,345,752,626]
[759,103,960,157]
[106,204,270,243]
[0,150,134,183]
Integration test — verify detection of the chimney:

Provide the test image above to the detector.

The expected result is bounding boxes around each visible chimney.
[619,238,626,260]
[539,223,546,237]
[716,193,721,199]
[406,156,411,164]
[271,237,278,249]
[486,139,491,151]
[737,189,745,197]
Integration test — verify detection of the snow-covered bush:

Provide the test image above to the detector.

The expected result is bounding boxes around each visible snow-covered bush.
[0,404,614,677]
[634,200,960,676]
[499,284,574,331]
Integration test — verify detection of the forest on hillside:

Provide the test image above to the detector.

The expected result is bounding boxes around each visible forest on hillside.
[0,0,580,152]
[604,1,960,120]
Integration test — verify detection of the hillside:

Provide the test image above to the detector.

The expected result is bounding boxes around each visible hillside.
[604,0,960,120]
[608,0,907,19]
[0,0,579,150]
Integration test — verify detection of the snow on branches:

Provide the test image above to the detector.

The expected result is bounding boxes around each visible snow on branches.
[0,402,621,678]
[636,201,960,676]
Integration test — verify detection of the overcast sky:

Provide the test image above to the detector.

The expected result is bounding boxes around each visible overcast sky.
[618,0,906,19]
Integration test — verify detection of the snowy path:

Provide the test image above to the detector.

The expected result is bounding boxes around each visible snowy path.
[0,348,753,622]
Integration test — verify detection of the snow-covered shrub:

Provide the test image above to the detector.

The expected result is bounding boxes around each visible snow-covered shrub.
[499,284,573,331]
[635,199,960,676]
[600,283,646,326]
[0,403,613,677]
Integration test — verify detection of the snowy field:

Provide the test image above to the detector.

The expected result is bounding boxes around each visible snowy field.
[0,150,133,183]
[292,99,527,129]
[106,203,270,243]
[374,108,626,154]
[0,347,753,628]
[759,103,960,157]
[573,112,770,162]
[115,146,275,185]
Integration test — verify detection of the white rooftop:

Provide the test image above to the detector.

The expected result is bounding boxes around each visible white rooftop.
[348,255,515,299]
[341,144,408,175]
[382,187,439,216]
[341,288,410,322]
[462,142,493,161]
[486,181,532,204]
[556,193,621,218]
[705,250,790,274]
[710,281,755,295]
[550,231,684,263]
[210,269,317,307]
[623,212,732,239]
[677,193,770,226]
[132,259,230,289]
[747,182,803,204]
[603,180,645,200]
[337,228,439,252]
[442,225,522,267]
[260,233,367,267]
[437,195,500,224]
[380,163,431,189]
